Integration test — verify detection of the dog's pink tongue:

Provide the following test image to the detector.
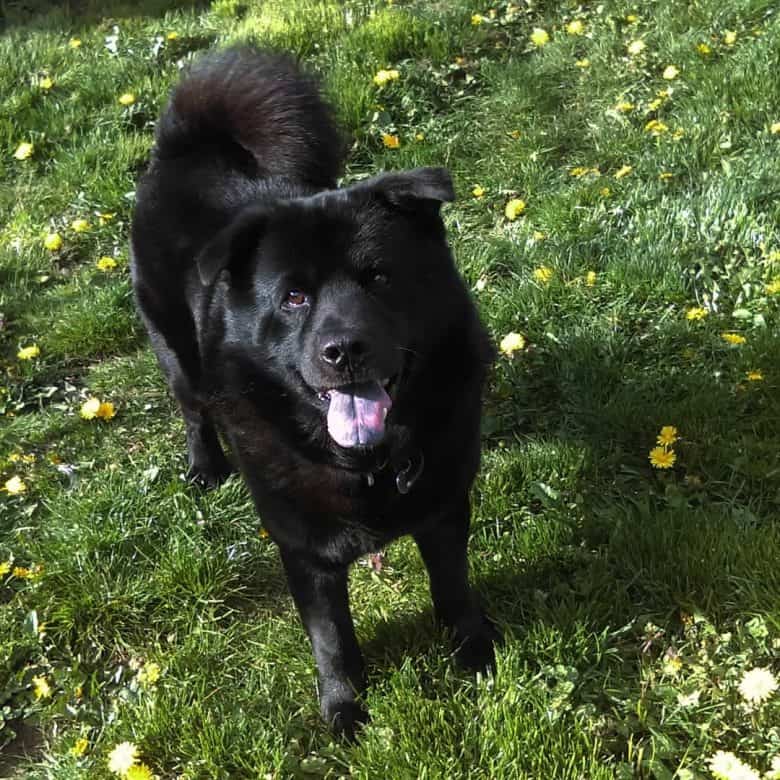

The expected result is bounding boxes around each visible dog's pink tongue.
[327,381,392,448]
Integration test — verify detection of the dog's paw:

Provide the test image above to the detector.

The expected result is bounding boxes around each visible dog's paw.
[186,456,235,489]
[453,616,501,673]
[322,697,368,741]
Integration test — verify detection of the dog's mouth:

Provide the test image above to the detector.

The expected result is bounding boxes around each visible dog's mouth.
[316,376,396,449]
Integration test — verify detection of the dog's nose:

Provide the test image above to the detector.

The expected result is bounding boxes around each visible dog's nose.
[321,339,368,370]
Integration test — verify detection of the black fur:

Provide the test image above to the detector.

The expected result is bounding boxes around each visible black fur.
[130,46,498,738]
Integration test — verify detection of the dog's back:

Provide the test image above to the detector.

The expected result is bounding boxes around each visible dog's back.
[131,48,344,283]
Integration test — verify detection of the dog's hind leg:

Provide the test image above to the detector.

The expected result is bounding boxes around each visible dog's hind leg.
[137,286,234,487]
[155,334,233,488]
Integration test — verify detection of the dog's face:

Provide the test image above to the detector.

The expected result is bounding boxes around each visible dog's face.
[198,168,458,450]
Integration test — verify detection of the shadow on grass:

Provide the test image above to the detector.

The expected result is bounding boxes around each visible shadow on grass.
[0,721,44,779]
[359,320,780,710]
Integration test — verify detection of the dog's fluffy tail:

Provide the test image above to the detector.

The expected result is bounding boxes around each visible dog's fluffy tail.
[154,47,344,188]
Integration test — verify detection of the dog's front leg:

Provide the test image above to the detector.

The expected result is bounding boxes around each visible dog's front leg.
[280,549,367,738]
[414,496,500,671]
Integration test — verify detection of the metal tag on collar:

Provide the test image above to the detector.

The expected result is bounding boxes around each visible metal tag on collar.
[365,472,375,487]
[396,453,424,495]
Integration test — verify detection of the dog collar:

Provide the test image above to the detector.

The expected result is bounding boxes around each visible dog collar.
[364,450,424,494]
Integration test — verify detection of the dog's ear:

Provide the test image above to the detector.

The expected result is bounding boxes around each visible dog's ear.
[196,206,268,286]
[362,167,455,213]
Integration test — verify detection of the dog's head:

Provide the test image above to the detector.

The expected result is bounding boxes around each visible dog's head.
[198,167,460,451]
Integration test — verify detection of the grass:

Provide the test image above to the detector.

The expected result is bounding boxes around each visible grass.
[2,0,780,777]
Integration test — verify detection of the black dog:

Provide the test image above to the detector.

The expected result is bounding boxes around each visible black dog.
[130,47,498,737]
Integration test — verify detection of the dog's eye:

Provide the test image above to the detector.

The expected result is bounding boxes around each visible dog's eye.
[284,290,308,308]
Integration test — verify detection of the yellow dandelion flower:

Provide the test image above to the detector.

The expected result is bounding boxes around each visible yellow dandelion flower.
[659,171,674,180]
[44,232,63,251]
[381,133,400,149]
[118,93,136,106]
[509,129,521,140]
[39,76,54,90]
[647,97,663,111]
[569,166,590,178]
[766,277,780,294]
[373,68,400,87]
[80,397,101,420]
[721,332,746,345]
[616,101,635,113]
[98,211,116,224]
[533,266,553,284]
[532,230,546,241]
[414,132,425,142]
[17,344,40,360]
[686,306,708,321]
[32,675,52,699]
[138,662,161,686]
[697,42,712,55]
[504,198,526,220]
[471,185,485,198]
[662,65,679,80]
[575,58,590,69]
[645,119,669,135]
[4,476,27,495]
[69,38,82,49]
[662,655,682,675]
[0,562,10,577]
[530,28,549,47]
[709,751,759,780]
[13,566,30,578]
[746,370,763,381]
[565,20,585,35]
[627,40,646,56]
[770,122,780,135]
[738,667,778,705]
[599,186,611,197]
[657,426,678,446]
[259,527,270,539]
[71,218,90,233]
[13,142,34,161]
[625,14,639,24]
[97,256,118,271]
[614,165,633,179]
[722,30,737,47]
[69,738,89,757]
[107,741,139,776]
[126,765,154,780]
[586,271,597,286]
[96,401,116,421]
[649,447,676,469]
[166,31,179,40]
[499,332,525,356]
[471,14,484,26]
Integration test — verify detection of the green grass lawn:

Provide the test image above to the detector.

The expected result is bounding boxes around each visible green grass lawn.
[2,0,780,777]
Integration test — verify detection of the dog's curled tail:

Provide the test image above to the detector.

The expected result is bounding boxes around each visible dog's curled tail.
[154,46,344,187]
